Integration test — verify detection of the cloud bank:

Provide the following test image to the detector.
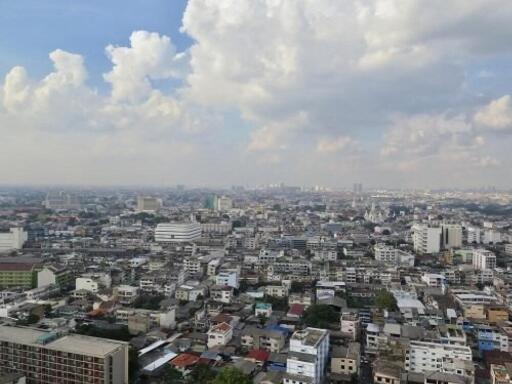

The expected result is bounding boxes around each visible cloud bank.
[1,0,512,188]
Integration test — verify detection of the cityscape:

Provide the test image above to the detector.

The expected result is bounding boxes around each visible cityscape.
[2,1,512,384]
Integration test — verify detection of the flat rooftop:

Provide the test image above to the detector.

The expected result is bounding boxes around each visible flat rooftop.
[0,326,127,358]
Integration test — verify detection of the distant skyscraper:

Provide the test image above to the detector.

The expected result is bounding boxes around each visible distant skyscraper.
[353,183,363,194]
[136,196,161,213]
[44,191,81,210]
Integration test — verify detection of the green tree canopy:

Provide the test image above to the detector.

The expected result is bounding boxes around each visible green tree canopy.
[303,304,339,328]
[186,364,216,384]
[212,367,251,384]
[375,289,397,311]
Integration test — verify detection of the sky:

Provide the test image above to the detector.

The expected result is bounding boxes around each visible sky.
[1,0,512,189]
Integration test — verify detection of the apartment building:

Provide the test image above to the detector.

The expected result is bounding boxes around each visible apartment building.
[405,340,473,376]
[412,224,441,254]
[0,326,128,384]
[0,228,27,253]
[473,249,496,271]
[284,328,330,384]
[330,342,360,377]
[241,326,287,353]
[207,322,233,349]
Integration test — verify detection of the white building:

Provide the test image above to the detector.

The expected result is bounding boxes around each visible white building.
[215,271,239,289]
[484,230,502,245]
[340,310,360,341]
[0,228,27,252]
[412,224,441,254]
[467,227,481,244]
[214,195,233,211]
[155,222,201,243]
[405,340,473,376]
[441,224,463,249]
[207,322,233,348]
[76,277,100,293]
[116,285,139,305]
[473,249,496,271]
[421,273,446,288]
[374,244,415,266]
[284,328,330,384]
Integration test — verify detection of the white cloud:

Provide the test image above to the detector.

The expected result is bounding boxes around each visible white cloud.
[316,136,355,153]
[474,95,512,132]
[104,30,188,103]
[2,1,512,187]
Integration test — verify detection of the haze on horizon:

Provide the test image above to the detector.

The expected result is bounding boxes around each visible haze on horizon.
[1,0,512,189]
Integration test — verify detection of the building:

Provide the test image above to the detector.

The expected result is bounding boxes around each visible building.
[37,265,71,288]
[0,228,27,253]
[412,224,441,254]
[441,224,463,249]
[0,259,42,288]
[473,249,496,270]
[136,196,161,213]
[154,222,201,243]
[405,340,473,376]
[213,195,233,211]
[116,285,139,305]
[374,244,415,266]
[340,310,360,341]
[241,326,287,353]
[473,249,496,271]
[0,325,128,384]
[44,191,81,210]
[467,227,481,244]
[284,328,330,384]
[330,342,360,377]
[207,322,233,348]
[215,271,239,289]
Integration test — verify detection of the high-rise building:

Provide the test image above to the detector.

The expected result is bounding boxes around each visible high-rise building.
[0,228,27,252]
[0,326,129,384]
[473,249,496,271]
[284,328,330,384]
[467,227,481,244]
[44,192,81,210]
[352,183,363,194]
[136,196,161,213]
[412,224,442,254]
[154,222,202,243]
[441,224,463,249]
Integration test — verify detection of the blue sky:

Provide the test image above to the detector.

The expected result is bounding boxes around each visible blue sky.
[0,0,191,90]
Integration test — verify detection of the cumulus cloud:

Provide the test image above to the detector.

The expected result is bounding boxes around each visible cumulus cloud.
[2,1,512,187]
[104,30,188,103]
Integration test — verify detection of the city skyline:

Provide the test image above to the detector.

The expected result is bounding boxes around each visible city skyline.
[1,1,512,188]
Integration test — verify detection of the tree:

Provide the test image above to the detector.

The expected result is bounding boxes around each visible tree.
[257,313,267,326]
[303,304,339,328]
[375,289,397,311]
[212,368,251,384]
[186,364,216,384]
[161,366,184,383]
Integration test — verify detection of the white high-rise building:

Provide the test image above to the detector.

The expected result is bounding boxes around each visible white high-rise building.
[44,191,81,210]
[405,340,473,377]
[467,227,481,244]
[441,224,463,249]
[484,230,502,244]
[214,195,233,211]
[473,249,496,271]
[0,228,27,252]
[155,222,201,243]
[284,328,330,384]
[412,224,441,254]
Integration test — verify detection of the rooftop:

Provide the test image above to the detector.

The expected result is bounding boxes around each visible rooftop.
[0,326,127,358]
